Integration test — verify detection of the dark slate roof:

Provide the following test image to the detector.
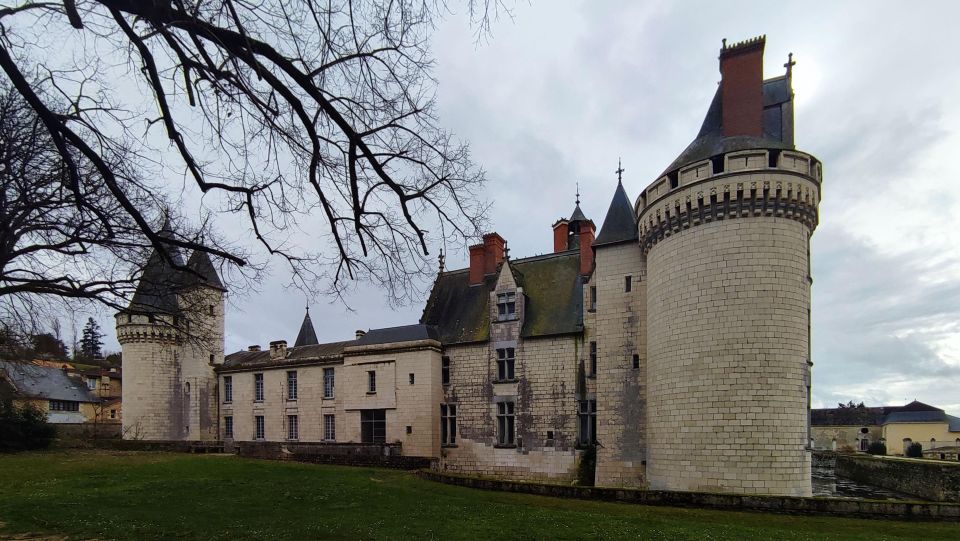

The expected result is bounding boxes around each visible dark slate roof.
[884,410,949,425]
[184,250,225,291]
[594,181,638,247]
[294,309,319,347]
[660,76,794,176]
[948,415,960,432]
[356,324,439,346]
[569,204,588,223]
[0,361,98,403]
[127,242,184,315]
[221,340,353,371]
[421,251,583,344]
[812,400,958,429]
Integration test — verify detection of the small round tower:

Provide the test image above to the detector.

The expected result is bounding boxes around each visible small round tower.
[639,37,820,496]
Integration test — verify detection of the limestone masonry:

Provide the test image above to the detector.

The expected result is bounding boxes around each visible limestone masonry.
[119,36,821,496]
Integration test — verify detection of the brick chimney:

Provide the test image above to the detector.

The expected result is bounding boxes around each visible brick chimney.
[552,219,569,253]
[269,340,287,360]
[578,222,595,276]
[469,233,506,285]
[719,36,765,137]
[248,345,261,352]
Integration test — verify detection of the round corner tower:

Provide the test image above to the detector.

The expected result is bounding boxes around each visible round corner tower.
[117,241,225,442]
[639,37,820,496]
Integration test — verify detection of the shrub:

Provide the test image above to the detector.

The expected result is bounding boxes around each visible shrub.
[0,400,55,452]
[906,442,923,458]
[866,441,887,455]
[576,445,596,486]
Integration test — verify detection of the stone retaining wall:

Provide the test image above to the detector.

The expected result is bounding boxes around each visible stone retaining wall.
[418,470,960,521]
[836,454,960,503]
[812,450,837,469]
[236,441,432,470]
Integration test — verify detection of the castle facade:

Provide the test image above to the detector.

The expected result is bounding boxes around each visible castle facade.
[119,37,821,496]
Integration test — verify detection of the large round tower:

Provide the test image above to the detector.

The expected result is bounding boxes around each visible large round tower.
[639,37,820,496]
[117,234,225,441]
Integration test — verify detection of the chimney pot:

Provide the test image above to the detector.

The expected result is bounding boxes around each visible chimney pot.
[269,340,287,360]
[552,220,569,253]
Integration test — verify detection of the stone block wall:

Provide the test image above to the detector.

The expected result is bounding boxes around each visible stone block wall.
[591,242,647,487]
[836,454,960,502]
[645,217,813,496]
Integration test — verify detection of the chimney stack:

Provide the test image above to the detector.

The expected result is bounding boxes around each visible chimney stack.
[468,232,507,285]
[578,223,595,276]
[355,329,366,340]
[248,345,261,352]
[719,36,765,138]
[552,219,569,253]
[269,340,287,360]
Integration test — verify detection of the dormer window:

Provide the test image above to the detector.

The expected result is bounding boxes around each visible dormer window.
[497,292,516,321]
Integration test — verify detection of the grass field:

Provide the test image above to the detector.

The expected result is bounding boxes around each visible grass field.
[0,451,956,540]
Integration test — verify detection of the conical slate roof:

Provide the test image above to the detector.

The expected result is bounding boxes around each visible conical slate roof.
[185,250,225,291]
[594,182,638,247]
[294,308,319,347]
[569,204,588,223]
[127,226,185,314]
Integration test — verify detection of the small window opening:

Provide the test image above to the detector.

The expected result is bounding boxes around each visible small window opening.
[406,425,413,434]
[441,356,450,385]
[589,286,597,311]
[668,171,679,189]
[409,373,415,385]
[546,430,554,440]
[768,149,781,168]
[711,155,724,174]
[632,354,640,369]
[625,275,632,293]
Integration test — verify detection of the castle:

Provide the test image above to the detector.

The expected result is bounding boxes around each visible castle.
[118,37,822,496]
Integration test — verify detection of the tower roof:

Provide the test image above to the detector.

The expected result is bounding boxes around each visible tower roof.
[184,250,226,291]
[569,203,588,223]
[127,228,184,315]
[594,181,638,247]
[294,308,319,347]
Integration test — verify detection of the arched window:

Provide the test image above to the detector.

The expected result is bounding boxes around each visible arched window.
[184,382,191,394]
[930,437,936,450]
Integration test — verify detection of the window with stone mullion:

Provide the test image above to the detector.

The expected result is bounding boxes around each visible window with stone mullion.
[496,347,515,381]
[497,402,515,446]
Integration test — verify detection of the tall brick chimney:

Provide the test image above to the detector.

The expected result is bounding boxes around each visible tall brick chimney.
[468,233,507,286]
[552,219,569,253]
[719,36,765,137]
[578,222,595,275]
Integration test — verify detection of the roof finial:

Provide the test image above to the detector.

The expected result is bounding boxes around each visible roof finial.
[575,182,580,206]
[722,38,727,49]
[504,240,510,260]
[305,303,309,314]
[438,249,445,272]
[615,158,625,183]
[784,52,796,78]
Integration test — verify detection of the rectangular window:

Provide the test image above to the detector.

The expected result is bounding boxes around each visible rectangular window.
[497,402,515,446]
[323,414,336,441]
[224,416,234,439]
[496,292,516,320]
[223,375,233,403]
[49,400,79,412]
[625,275,632,292]
[287,414,299,441]
[86,378,97,390]
[632,354,640,370]
[441,404,457,446]
[589,286,597,311]
[287,371,298,401]
[367,371,377,393]
[441,356,451,385]
[360,409,386,443]
[255,415,265,440]
[496,348,515,381]
[589,342,597,376]
[409,373,415,385]
[254,373,264,402]
[323,367,335,399]
[578,400,597,445]
[110,409,117,419]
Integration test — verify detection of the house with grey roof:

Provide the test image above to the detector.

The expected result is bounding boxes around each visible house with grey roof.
[0,361,99,423]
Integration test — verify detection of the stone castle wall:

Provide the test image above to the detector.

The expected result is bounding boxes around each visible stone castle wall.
[644,216,813,496]
[591,242,648,487]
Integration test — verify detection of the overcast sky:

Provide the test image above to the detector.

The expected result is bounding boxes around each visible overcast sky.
[88,1,960,412]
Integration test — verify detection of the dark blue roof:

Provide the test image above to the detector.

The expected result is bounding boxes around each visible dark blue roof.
[594,181,638,247]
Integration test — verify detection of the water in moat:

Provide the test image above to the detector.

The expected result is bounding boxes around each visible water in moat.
[811,467,921,500]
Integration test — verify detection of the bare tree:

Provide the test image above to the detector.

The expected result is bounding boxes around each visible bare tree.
[0,0,491,318]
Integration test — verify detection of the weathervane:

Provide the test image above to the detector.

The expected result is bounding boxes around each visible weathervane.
[784,52,795,77]
[575,182,580,205]
[438,249,445,272]
[615,158,625,183]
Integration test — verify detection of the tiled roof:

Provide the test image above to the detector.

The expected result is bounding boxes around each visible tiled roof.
[356,324,439,346]
[221,340,353,371]
[294,310,319,347]
[0,361,98,403]
[594,181,638,247]
[812,400,957,429]
[421,251,583,344]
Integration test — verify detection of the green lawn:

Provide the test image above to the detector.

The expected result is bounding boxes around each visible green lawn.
[0,452,955,540]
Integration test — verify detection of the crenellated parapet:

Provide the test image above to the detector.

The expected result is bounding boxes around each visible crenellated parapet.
[636,149,821,253]
[115,321,181,345]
